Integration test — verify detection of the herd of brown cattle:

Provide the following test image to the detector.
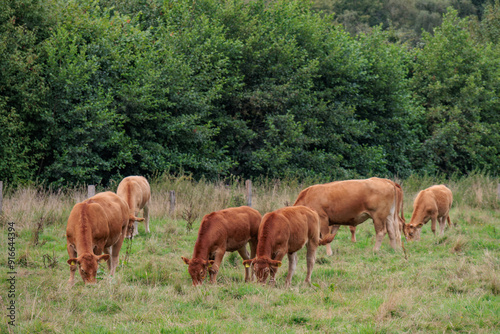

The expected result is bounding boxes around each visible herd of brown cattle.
[66,176,453,286]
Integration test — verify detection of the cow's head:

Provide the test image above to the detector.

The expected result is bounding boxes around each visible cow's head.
[243,257,281,284]
[67,253,109,284]
[403,223,422,241]
[182,257,213,286]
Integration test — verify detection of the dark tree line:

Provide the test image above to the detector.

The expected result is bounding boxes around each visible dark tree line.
[0,0,499,187]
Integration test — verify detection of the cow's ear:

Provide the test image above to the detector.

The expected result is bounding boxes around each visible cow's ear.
[67,258,78,266]
[242,259,254,268]
[97,254,110,263]
[181,256,190,265]
[130,214,145,222]
[270,260,282,268]
[208,260,215,268]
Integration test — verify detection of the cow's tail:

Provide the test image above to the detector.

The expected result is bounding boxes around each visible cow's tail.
[392,183,403,246]
[395,183,405,224]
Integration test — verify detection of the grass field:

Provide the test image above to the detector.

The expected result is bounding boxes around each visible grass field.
[1,174,499,333]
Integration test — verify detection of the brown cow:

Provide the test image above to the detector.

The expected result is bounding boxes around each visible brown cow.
[116,176,151,237]
[242,206,335,287]
[294,177,403,254]
[66,192,143,285]
[181,206,261,286]
[342,181,405,244]
[403,185,453,241]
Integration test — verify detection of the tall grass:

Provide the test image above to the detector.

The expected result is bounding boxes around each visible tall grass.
[0,173,498,333]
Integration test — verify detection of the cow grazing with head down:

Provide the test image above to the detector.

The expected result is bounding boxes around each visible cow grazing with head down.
[242,206,335,287]
[66,191,144,285]
[116,176,151,237]
[294,177,404,255]
[403,185,453,241]
[182,206,261,286]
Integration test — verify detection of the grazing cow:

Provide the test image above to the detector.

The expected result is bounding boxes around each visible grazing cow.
[66,192,144,285]
[242,206,335,287]
[294,177,403,254]
[116,176,151,237]
[403,185,453,241]
[182,206,261,286]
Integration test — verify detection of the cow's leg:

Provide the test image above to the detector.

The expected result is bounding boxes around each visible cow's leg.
[430,217,437,236]
[237,245,252,282]
[67,244,77,285]
[269,251,286,286]
[415,226,422,241]
[209,250,225,284]
[133,213,139,237]
[248,237,258,281]
[349,226,357,243]
[104,246,112,271]
[438,216,446,236]
[285,252,298,288]
[109,228,126,276]
[373,216,387,251]
[143,201,150,233]
[447,215,453,227]
[305,241,318,285]
[385,211,399,250]
[325,224,340,256]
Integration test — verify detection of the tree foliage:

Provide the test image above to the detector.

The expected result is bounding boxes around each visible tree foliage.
[0,0,498,186]
[410,8,500,174]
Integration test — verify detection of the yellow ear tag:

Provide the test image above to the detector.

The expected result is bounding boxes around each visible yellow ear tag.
[277,263,282,267]
[244,263,250,268]
[208,263,212,268]
[71,261,76,266]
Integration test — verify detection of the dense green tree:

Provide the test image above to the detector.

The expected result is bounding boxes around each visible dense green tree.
[0,0,49,183]
[410,8,500,174]
[0,0,498,186]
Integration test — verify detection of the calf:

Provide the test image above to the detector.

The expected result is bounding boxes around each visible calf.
[66,192,143,285]
[116,176,151,237]
[403,185,453,241]
[181,206,261,286]
[243,206,335,287]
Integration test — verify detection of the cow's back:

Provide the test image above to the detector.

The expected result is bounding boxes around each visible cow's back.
[116,176,151,212]
[66,201,110,248]
[259,206,315,254]
[426,185,452,214]
[283,205,320,246]
[294,178,394,223]
[87,192,129,242]
[197,206,261,253]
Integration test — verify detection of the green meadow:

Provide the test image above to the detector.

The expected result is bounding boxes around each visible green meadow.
[1,174,499,333]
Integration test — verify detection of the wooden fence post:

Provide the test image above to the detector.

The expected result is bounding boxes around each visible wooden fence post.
[497,183,500,200]
[169,190,176,215]
[88,185,95,198]
[245,180,252,207]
